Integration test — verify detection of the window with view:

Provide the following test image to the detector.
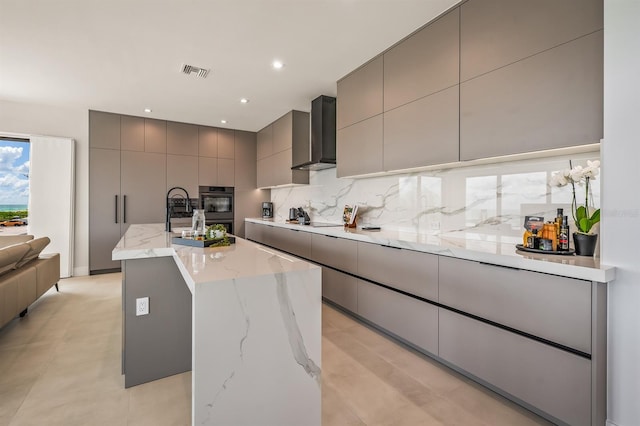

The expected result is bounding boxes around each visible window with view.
[0,138,30,227]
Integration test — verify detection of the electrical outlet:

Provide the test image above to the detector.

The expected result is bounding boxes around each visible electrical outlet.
[136,297,149,316]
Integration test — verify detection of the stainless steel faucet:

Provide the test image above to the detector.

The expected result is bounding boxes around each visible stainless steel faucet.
[166,186,192,232]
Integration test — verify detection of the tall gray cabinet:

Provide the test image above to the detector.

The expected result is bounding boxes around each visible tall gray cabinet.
[90,110,264,274]
[89,111,167,273]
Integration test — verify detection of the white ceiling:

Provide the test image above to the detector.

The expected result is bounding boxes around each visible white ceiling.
[0,0,459,132]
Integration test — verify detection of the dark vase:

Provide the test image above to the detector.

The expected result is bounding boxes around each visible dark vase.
[573,232,598,256]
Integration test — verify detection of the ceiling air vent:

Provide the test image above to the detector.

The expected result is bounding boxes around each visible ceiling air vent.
[181,63,210,78]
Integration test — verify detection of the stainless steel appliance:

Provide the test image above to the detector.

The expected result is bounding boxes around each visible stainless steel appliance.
[262,202,273,219]
[199,186,234,234]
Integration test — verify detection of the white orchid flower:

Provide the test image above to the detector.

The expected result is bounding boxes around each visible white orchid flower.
[570,165,584,182]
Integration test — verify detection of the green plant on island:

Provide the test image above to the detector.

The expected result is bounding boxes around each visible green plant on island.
[206,224,230,246]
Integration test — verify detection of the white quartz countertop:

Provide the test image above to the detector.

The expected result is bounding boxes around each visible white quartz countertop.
[245,218,615,283]
[112,223,319,293]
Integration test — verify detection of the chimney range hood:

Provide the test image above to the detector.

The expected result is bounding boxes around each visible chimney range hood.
[291,95,336,171]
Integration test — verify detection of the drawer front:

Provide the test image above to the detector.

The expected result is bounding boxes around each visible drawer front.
[322,267,358,313]
[244,222,263,244]
[357,280,438,355]
[273,228,311,259]
[357,242,438,301]
[439,309,591,426]
[439,256,591,354]
[310,233,357,274]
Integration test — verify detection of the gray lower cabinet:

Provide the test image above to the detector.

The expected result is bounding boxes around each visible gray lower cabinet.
[322,267,357,313]
[439,256,592,353]
[383,86,459,171]
[357,279,438,355]
[439,308,591,426]
[336,114,383,177]
[356,241,438,301]
[245,222,264,244]
[460,30,603,160]
[89,148,122,272]
[274,228,311,259]
[310,233,357,275]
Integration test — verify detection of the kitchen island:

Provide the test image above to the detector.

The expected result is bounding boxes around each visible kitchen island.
[113,224,321,426]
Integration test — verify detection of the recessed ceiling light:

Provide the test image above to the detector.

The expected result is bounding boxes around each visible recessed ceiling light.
[144,108,152,113]
[221,120,227,124]
[240,98,249,104]
[272,60,284,70]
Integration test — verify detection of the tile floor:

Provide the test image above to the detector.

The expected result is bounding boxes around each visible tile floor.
[0,273,550,426]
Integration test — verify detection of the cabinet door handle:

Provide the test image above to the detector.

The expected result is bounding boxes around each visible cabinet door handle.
[115,195,119,224]
[382,244,402,250]
[479,261,520,271]
[123,195,127,223]
[324,235,338,239]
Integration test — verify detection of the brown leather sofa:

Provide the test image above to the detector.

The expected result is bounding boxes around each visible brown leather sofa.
[0,235,60,329]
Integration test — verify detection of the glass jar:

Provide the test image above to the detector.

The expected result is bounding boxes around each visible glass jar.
[191,209,206,234]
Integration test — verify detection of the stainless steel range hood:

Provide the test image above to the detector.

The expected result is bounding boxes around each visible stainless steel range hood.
[291,95,336,171]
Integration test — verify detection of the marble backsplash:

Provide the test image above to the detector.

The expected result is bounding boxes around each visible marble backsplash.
[270,151,601,241]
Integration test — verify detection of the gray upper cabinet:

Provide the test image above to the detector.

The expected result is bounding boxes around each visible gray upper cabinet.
[337,114,383,177]
[383,8,459,111]
[460,31,603,160]
[217,158,235,187]
[89,110,120,149]
[217,129,235,159]
[120,115,144,152]
[144,119,166,153]
[256,111,309,187]
[383,85,459,170]
[272,112,292,154]
[198,126,217,158]
[460,0,603,81]
[234,131,257,191]
[167,121,198,156]
[167,154,199,197]
[257,125,273,160]
[199,157,218,186]
[337,55,383,130]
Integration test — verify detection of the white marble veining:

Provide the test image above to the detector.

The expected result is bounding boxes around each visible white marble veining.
[113,224,322,426]
[271,151,602,251]
[245,218,615,283]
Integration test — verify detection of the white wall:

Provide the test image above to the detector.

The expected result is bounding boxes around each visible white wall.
[603,1,640,425]
[0,100,89,276]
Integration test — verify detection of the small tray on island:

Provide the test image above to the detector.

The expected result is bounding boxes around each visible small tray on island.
[515,244,575,255]
[172,236,236,248]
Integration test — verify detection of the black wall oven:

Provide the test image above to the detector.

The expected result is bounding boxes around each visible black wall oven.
[199,186,234,234]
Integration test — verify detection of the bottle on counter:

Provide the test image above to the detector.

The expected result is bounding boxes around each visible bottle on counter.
[559,216,570,251]
[555,208,564,240]
[523,229,532,246]
[527,229,539,249]
[542,222,558,251]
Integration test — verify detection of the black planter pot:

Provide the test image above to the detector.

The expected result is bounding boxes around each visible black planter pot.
[573,232,598,256]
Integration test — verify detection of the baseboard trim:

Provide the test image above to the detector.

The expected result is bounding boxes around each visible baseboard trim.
[73,265,89,276]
